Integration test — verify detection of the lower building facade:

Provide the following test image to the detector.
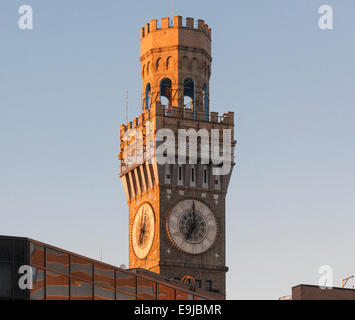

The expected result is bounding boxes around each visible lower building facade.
[0,235,222,300]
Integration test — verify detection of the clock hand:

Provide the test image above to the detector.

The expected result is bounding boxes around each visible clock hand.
[192,201,196,226]
[139,209,146,245]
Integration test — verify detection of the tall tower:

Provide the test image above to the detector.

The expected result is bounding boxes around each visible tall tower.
[119,16,235,297]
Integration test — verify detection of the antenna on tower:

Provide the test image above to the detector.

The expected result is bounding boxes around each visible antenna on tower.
[126,88,128,122]
[171,0,173,19]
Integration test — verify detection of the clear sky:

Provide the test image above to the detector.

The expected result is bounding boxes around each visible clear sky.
[1,0,354,299]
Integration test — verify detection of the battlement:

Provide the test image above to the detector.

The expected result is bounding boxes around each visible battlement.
[120,102,234,134]
[141,16,211,40]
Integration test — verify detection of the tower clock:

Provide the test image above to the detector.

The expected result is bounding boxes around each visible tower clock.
[119,16,235,298]
[132,203,155,260]
[167,200,218,255]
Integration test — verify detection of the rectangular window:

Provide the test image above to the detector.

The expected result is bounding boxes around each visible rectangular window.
[116,271,136,295]
[0,239,12,262]
[191,168,195,182]
[179,167,182,181]
[71,256,93,282]
[94,285,115,300]
[71,278,93,300]
[176,290,193,300]
[94,264,114,289]
[204,170,207,184]
[30,243,44,268]
[116,290,136,300]
[14,240,26,263]
[137,277,156,300]
[0,263,12,298]
[206,280,212,291]
[46,248,69,275]
[46,271,69,300]
[30,267,45,300]
[13,263,27,299]
[158,284,175,300]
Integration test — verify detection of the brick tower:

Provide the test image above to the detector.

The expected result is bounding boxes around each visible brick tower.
[119,16,235,297]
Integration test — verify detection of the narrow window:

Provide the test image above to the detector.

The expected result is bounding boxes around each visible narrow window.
[160,78,172,107]
[206,280,212,291]
[191,168,195,182]
[165,165,171,184]
[203,83,209,121]
[179,166,182,181]
[184,78,195,116]
[145,83,151,110]
[204,169,207,184]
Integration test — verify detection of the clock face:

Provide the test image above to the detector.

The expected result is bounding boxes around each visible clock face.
[167,199,217,255]
[132,203,155,259]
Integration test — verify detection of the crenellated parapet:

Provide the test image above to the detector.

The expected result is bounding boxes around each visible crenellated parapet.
[119,102,234,136]
[141,16,211,40]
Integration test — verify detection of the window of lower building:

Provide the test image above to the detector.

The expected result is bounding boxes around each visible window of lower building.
[0,239,12,262]
[116,290,136,300]
[116,271,136,296]
[13,263,27,299]
[137,277,156,300]
[94,285,115,300]
[71,277,93,300]
[0,263,12,298]
[46,248,69,275]
[14,240,26,263]
[30,267,45,300]
[157,284,175,300]
[176,290,193,300]
[30,243,44,268]
[46,271,69,300]
[71,256,92,282]
[94,264,114,289]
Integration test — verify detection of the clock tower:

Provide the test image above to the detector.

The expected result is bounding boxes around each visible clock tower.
[119,16,235,297]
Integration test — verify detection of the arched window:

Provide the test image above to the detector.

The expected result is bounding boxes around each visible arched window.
[160,78,172,106]
[145,83,151,110]
[156,58,161,72]
[166,57,172,70]
[184,78,195,117]
[203,83,209,120]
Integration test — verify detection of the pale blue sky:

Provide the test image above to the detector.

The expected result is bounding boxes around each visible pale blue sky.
[1,0,354,299]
